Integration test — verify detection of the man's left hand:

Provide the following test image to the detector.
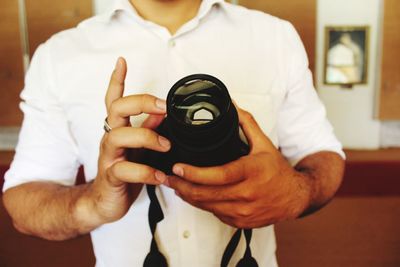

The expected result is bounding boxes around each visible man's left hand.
[165,108,312,229]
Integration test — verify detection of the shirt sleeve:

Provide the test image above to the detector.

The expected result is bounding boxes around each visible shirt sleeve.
[277,21,345,166]
[3,43,81,192]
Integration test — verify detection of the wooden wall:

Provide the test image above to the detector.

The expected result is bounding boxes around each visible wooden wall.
[378,0,400,120]
[2,1,400,123]
[0,1,92,127]
[25,0,93,57]
[0,0,25,126]
[238,0,317,74]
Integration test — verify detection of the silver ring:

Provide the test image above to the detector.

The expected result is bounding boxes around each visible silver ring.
[104,117,112,133]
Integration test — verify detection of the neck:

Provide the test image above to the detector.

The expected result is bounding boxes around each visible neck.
[129,0,202,34]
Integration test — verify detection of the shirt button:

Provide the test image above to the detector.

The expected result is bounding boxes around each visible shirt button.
[183,230,191,239]
[169,39,176,47]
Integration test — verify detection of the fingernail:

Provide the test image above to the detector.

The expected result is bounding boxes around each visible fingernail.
[155,99,166,110]
[173,165,184,177]
[115,57,122,69]
[155,170,166,183]
[158,135,171,149]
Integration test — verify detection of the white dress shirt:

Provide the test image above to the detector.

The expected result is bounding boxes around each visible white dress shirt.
[4,0,344,266]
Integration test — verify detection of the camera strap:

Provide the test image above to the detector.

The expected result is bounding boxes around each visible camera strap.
[221,228,258,267]
[143,185,168,267]
[143,185,259,267]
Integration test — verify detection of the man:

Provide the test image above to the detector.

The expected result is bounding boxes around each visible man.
[3,0,345,266]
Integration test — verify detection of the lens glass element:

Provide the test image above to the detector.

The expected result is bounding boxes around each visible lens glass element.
[171,79,228,126]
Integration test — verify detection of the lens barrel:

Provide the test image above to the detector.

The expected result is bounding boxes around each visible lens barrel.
[166,74,238,152]
[140,74,249,174]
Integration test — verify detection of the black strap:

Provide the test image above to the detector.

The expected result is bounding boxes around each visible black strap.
[221,229,259,267]
[236,229,258,267]
[143,185,168,267]
[144,185,258,267]
[221,229,242,267]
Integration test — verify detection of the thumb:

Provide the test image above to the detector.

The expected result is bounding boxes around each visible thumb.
[236,107,277,153]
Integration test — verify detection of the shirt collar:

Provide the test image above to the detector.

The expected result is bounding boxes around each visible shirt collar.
[104,0,225,22]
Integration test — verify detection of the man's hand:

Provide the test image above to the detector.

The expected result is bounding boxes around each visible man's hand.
[3,57,173,240]
[166,108,344,229]
[80,57,172,226]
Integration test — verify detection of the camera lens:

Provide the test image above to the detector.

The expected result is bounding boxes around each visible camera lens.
[170,79,228,126]
[165,74,237,153]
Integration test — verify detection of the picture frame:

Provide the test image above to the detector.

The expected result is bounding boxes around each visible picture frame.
[323,26,370,86]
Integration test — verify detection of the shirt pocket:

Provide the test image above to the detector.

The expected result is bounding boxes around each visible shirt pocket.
[229,92,278,147]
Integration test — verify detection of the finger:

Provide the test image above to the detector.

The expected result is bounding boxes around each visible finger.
[236,107,276,153]
[107,160,167,186]
[105,57,127,113]
[217,215,259,229]
[177,194,238,217]
[217,215,237,227]
[108,94,166,129]
[166,176,248,202]
[172,158,248,186]
[101,127,171,160]
[105,57,128,128]
[194,201,252,220]
[141,114,165,130]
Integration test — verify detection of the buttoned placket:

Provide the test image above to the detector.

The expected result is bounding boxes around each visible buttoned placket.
[104,3,226,266]
[175,199,199,266]
[164,22,203,267]
[130,12,205,267]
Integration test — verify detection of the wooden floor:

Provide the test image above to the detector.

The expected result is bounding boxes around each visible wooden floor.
[1,196,399,267]
[275,197,400,267]
[1,149,399,266]
[0,198,95,267]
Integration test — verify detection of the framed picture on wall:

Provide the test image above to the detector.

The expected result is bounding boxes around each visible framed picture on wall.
[324,26,370,86]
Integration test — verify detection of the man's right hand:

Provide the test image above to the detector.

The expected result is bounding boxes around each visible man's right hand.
[2,57,171,240]
[3,57,171,240]
[80,57,171,226]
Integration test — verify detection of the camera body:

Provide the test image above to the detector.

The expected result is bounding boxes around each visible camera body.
[140,74,257,267]
[143,116,249,175]
[141,74,249,175]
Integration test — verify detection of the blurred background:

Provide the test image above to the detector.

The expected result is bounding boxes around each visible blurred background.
[0,0,399,266]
